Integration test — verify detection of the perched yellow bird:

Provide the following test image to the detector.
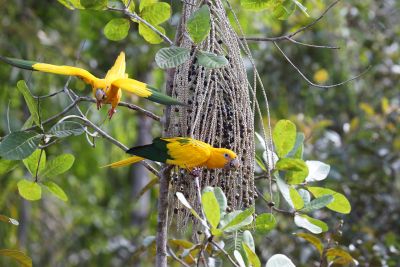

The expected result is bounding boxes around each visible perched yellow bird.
[0,52,185,118]
[105,137,240,170]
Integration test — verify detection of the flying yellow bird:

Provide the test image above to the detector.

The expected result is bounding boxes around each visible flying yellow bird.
[105,137,240,170]
[0,52,185,118]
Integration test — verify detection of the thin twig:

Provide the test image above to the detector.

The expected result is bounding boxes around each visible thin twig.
[34,149,44,183]
[286,37,339,49]
[242,0,341,42]
[273,41,371,89]
[167,246,191,267]
[33,88,65,99]
[6,100,11,134]
[210,240,240,267]
[255,187,295,216]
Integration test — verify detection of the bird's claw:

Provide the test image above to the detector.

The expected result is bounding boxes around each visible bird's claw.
[96,101,102,110]
[108,108,116,119]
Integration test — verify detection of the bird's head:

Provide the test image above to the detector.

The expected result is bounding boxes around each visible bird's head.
[207,148,240,170]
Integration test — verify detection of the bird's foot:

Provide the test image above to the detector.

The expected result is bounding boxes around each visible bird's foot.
[96,101,102,110]
[108,108,117,119]
[189,167,202,177]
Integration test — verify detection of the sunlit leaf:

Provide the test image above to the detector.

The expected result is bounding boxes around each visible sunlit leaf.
[287,132,304,159]
[104,18,130,41]
[276,176,294,209]
[80,0,107,9]
[273,120,296,158]
[242,230,255,252]
[16,81,40,127]
[241,0,272,11]
[307,187,351,214]
[295,233,324,255]
[273,0,296,20]
[0,249,32,267]
[0,131,42,160]
[294,214,328,234]
[23,149,46,176]
[138,23,165,44]
[139,0,156,12]
[39,154,75,178]
[186,5,211,44]
[0,159,19,175]
[301,195,334,213]
[176,192,209,229]
[242,242,261,267]
[220,207,254,232]
[305,161,330,182]
[214,187,227,217]
[275,158,308,184]
[49,121,85,138]
[43,181,68,201]
[155,46,190,69]
[57,0,84,9]
[196,51,229,69]
[289,187,304,210]
[202,191,220,229]
[254,213,276,234]
[17,180,42,201]
[141,2,170,25]
[326,247,355,265]
[0,215,19,226]
[121,0,135,12]
[266,254,296,267]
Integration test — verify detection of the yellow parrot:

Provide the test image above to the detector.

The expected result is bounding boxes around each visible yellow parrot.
[0,52,186,118]
[104,137,240,170]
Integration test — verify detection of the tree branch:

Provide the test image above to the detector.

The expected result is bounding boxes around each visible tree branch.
[210,240,240,267]
[167,246,191,267]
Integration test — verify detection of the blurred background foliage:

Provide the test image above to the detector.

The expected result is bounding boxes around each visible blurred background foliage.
[0,0,399,266]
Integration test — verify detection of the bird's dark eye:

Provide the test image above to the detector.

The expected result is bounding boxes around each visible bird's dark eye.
[224,153,229,158]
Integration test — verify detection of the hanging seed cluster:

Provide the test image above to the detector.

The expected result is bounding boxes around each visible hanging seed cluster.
[165,0,256,228]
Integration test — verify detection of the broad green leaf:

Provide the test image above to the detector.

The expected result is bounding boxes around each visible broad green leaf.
[43,181,68,201]
[155,47,190,69]
[305,161,330,182]
[295,233,323,255]
[289,187,304,210]
[326,247,355,265]
[16,81,40,127]
[0,249,32,267]
[221,206,254,232]
[49,121,85,138]
[186,5,211,44]
[255,213,276,234]
[0,215,19,225]
[121,0,135,12]
[23,149,46,176]
[175,192,209,229]
[292,0,309,17]
[197,51,229,69]
[139,0,156,11]
[298,188,310,204]
[213,187,227,217]
[275,158,308,184]
[287,133,304,159]
[273,0,296,20]
[202,191,220,229]
[301,195,334,213]
[241,0,272,11]
[242,243,261,267]
[104,18,130,41]
[276,176,294,209]
[0,131,42,160]
[307,187,351,214]
[266,254,296,267]
[0,159,19,175]
[57,0,84,9]
[233,250,246,267]
[273,120,296,158]
[141,2,170,25]
[294,214,328,234]
[138,23,165,44]
[21,116,34,130]
[39,154,75,178]
[17,180,42,201]
[242,230,255,252]
[80,0,107,9]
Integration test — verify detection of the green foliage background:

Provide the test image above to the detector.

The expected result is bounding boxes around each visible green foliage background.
[0,0,399,266]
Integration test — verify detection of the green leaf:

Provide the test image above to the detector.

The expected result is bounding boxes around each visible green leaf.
[0,215,19,226]
[289,187,304,210]
[275,158,308,184]
[197,51,229,69]
[266,254,296,267]
[43,181,68,201]
[21,116,34,130]
[326,247,355,265]
[175,192,209,229]
[262,149,279,170]
[141,2,171,25]
[256,154,267,172]
[155,47,191,69]
[295,233,324,255]
[17,180,42,201]
[104,18,130,41]
[298,188,310,204]
[305,161,330,182]
[307,187,351,214]
[202,191,220,229]
[138,23,165,44]
[221,206,254,232]
[213,187,227,217]
[233,250,246,267]
[301,195,334,213]
[287,132,304,159]
[0,159,19,175]
[0,131,42,160]
[16,80,40,127]
[241,0,272,11]
[49,121,85,138]
[186,5,211,44]
[242,230,255,252]
[273,120,297,158]
[80,0,107,9]
[139,0,156,12]
[0,249,32,267]
[121,0,135,12]
[255,213,276,234]
[39,154,75,178]
[276,176,294,209]
[23,149,46,176]
[242,243,261,267]
[273,0,296,20]
[294,214,328,234]
[57,0,84,9]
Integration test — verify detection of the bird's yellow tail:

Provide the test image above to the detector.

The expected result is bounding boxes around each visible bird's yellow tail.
[101,156,144,168]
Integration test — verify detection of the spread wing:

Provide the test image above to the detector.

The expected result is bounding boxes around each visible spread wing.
[111,78,187,106]
[104,52,127,82]
[0,56,98,84]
